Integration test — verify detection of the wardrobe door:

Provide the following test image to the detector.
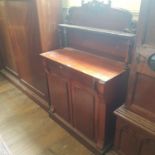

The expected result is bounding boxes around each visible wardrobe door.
[35,0,61,52]
[5,0,48,101]
[127,0,155,122]
[0,1,5,70]
[0,1,18,74]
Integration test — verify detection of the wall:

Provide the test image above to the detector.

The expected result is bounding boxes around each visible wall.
[62,0,141,13]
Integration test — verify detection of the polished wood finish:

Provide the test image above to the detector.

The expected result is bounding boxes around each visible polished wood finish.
[41,2,134,154]
[35,0,61,52]
[67,1,132,31]
[0,75,94,155]
[59,2,135,63]
[0,0,60,108]
[0,74,116,155]
[126,0,155,122]
[0,1,18,75]
[41,48,125,82]
[0,2,4,70]
[42,49,128,154]
[4,0,47,98]
[114,0,155,155]
[48,73,70,122]
[59,24,135,63]
[59,24,135,38]
[114,106,155,155]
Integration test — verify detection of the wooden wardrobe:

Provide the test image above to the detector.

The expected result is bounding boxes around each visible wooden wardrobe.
[114,0,155,154]
[0,0,61,109]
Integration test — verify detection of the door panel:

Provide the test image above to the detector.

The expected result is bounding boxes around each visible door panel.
[140,139,155,155]
[133,74,155,114]
[71,81,96,141]
[5,1,31,78]
[4,0,48,100]
[35,0,61,51]
[48,73,70,122]
[128,0,155,121]
[0,1,18,74]
[119,127,138,155]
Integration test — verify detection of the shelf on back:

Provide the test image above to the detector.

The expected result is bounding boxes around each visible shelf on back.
[59,24,135,40]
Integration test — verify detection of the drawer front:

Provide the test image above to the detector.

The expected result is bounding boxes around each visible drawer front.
[47,60,96,88]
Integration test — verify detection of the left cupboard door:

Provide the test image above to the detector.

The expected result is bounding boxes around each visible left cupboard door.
[48,72,71,123]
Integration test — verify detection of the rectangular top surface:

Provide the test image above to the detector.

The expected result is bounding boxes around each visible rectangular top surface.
[41,48,125,82]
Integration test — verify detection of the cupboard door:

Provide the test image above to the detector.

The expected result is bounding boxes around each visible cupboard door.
[139,139,155,155]
[48,73,70,123]
[71,81,97,141]
[114,117,155,155]
[114,118,139,155]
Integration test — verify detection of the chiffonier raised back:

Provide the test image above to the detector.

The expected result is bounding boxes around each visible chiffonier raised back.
[41,1,135,154]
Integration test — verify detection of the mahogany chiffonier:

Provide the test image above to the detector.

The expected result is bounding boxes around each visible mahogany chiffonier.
[113,0,155,155]
[41,1,135,154]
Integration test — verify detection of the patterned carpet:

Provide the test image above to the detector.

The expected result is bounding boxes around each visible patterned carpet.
[0,136,11,155]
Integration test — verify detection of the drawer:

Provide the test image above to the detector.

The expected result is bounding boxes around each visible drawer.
[46,60,96,88]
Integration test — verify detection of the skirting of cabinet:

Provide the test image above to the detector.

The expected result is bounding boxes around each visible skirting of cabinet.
[4,66,19,77]
[49,112,112,155]
[0,68,49,111]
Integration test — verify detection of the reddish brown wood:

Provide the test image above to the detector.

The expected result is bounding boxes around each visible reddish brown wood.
[67,29,133,63]
[67,3,132,31]
[3,0,48,100]
[125,0,155,122]
[0,1,18,75]
[0,0,61,108]
[35,0,61,52]
[41,48,126,82]
[0,1,5,70]
[60,3,135,63]
[114,106,155,155]
[41,47,130,153]
[41,2,134,154]
[71,80,97,141]
[48,72,70,122]
[114,1,155,155]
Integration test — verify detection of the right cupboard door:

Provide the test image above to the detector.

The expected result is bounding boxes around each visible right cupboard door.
[71,80,97,142]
